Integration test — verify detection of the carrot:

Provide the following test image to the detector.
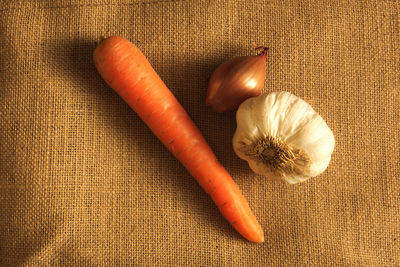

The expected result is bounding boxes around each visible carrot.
[93,36,264,243]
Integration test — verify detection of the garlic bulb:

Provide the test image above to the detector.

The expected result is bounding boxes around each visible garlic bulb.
[232,91,335,184]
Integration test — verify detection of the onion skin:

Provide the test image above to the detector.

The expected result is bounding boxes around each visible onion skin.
[206,48,268,113]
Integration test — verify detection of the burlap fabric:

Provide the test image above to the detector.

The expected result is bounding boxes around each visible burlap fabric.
[0,0,399,266]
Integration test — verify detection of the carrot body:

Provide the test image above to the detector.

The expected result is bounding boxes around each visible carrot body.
[93,36,264,243]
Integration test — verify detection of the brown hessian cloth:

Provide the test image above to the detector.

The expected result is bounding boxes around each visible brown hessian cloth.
[0,1,399,266]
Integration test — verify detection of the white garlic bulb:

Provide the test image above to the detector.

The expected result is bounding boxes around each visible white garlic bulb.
[232,91,335,184]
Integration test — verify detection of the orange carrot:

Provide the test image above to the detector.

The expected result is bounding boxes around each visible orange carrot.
[93,36,264,243]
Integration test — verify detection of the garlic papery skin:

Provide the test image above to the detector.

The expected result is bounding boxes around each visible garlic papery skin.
[232,91,335,184]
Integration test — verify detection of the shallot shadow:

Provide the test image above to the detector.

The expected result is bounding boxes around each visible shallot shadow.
[167,46,255,179]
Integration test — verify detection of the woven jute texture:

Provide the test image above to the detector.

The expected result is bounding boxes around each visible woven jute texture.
[0,0,399,266]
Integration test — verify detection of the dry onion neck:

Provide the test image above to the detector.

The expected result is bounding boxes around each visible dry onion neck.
[253,45,269,56]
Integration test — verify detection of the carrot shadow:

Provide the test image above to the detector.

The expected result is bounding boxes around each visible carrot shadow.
[41,37,143,141]
[41,37,252,242]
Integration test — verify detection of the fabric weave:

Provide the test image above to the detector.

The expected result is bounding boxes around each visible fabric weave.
[0,0,399,266]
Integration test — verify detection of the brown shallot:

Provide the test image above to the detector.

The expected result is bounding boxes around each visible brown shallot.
[206,46,268,113]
